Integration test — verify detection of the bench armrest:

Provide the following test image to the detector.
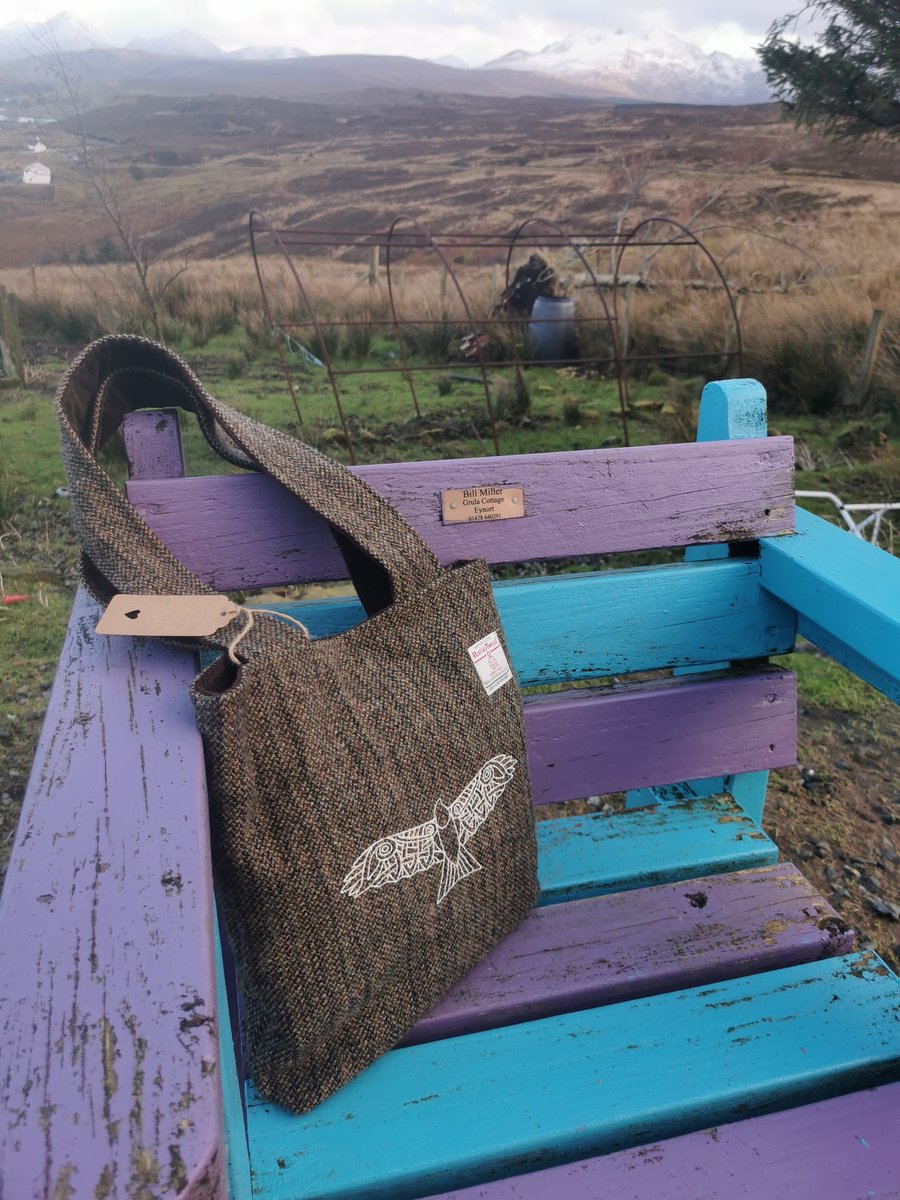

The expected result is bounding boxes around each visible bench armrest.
[760,508,900,703]
[0,590,226,1198]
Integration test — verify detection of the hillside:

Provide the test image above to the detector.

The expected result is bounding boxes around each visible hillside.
[0,91,898,270]
[2,47,623,106]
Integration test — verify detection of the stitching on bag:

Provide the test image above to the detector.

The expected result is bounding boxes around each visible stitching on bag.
[340,755,518,905]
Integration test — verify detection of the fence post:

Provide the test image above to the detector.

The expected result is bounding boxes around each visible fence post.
[368,245,379,288]
[0,286,25,384]
[849,308,885,408]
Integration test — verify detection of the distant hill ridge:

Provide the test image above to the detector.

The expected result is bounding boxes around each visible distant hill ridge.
[0,11,311,64]
[0,10,771,105]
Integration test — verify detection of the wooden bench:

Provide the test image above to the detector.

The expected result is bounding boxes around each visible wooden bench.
[2,378,899,1199]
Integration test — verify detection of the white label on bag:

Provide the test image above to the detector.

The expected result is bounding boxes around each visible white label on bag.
[468,630,513,696]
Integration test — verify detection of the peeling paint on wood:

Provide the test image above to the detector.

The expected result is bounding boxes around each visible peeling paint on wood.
[421,1082,900,1199]
[402,864,852,1045]
[52,1163,76,1200]
[126,437,795,591]
[535,793,778,905]
[246,953,900,1200]
[0,590,226,1198]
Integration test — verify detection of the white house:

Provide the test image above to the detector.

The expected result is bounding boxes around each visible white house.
[23,162,51,185]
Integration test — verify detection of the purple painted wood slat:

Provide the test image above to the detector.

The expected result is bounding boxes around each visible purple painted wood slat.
[423,1081,900,1199]
[122,408,185,480]
[402,862,853,1045]
[525,669,795,804]
[0,591,224,1200]
[125,437,795,590]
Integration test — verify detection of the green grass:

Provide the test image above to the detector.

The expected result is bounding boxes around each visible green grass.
[774,644,892,715]
[0,389,72,502]
[170,336,679,471]
[774,409,900,534]
[4,591,74,677]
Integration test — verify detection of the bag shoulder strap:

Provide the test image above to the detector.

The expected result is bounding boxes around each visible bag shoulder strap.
[57,335,441,615]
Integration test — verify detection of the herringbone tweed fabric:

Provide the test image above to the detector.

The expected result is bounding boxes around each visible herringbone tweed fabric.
[57,335,539,1113]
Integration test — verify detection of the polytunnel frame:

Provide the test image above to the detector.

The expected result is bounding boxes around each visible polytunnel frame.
[249,209,743,462]
[612,216,745,424]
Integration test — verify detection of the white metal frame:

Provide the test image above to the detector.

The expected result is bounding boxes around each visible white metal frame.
[797,491,900,551]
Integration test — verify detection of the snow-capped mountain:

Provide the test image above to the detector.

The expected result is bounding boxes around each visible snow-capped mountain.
[0,11,770,104]
[0,11,109,60]
[229,45,310,60]
[484,29,769,105]
[126,31,224,59]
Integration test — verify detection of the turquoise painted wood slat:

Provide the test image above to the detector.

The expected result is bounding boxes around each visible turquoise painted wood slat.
[725,769,771,818]
[798,614,900,701]
[626,772,771,814]
[760,507,900,703]
[627,378,772,817]
[245,952,900,1200]
[277,558,796,686]
[215,925,252,1200]
[679,379,769,582]
[422,1082,900,1199]
[535,794,776,904]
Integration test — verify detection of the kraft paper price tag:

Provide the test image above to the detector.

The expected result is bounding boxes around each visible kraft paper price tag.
[442,486,524,524]
[96,594,241,638]
[468,630,513,696]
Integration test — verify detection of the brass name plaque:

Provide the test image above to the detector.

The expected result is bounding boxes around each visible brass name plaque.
[441,485,525,524]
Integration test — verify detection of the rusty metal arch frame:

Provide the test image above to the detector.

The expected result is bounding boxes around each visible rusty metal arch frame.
[249,209,743,463]
[504,215,622,440]
[250,209,358,461]
[612,216,745,431]
[385,214,501,456]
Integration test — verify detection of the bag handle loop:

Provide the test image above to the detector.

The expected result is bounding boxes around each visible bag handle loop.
[56,336,442,628]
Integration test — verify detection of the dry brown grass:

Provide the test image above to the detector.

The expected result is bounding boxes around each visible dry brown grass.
[9,208,899,416]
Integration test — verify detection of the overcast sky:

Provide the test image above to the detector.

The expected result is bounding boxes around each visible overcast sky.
[3,1,800,65]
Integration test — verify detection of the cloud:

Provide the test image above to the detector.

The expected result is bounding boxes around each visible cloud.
[5,0,795,61]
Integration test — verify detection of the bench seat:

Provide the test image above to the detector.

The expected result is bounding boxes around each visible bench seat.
[422,1081,900,1200]
[4,378,900,1199]
[246,952,900,1200]
[403,862,853,1045]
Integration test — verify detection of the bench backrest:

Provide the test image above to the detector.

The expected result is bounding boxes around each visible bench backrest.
[123,394,797,806]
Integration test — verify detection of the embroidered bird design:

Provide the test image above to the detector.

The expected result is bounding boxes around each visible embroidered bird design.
[340,755,517,905]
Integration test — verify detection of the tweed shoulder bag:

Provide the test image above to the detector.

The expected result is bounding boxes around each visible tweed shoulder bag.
[57,335,539,1114]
